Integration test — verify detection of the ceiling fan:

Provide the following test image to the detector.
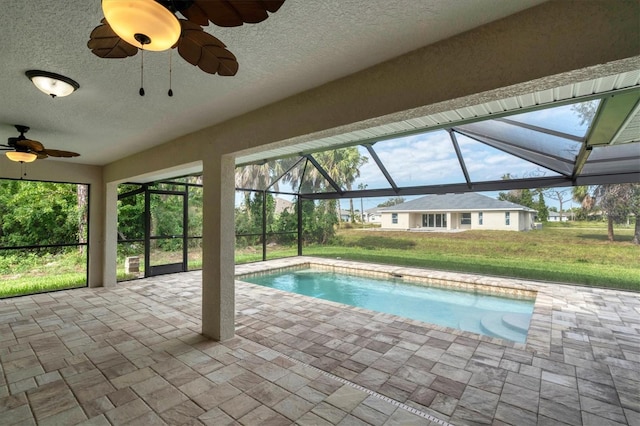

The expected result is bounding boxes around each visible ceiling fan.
[1,125,80,163]
[87,0,285,76]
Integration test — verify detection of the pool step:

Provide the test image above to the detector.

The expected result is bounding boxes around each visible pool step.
[502,313,531,334]
[479,313,530,343]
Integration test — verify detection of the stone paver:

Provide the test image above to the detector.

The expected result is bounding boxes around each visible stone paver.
[0,256,638,425]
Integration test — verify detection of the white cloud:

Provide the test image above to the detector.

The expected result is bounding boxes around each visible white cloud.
[355,127,563,189]
[356,132,469,188]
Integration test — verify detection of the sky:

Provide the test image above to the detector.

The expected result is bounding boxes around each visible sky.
[237,101,596,212]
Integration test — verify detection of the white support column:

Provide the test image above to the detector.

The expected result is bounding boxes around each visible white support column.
[201,154,236,341]
[101,182,118,288]
[87,181,104,288]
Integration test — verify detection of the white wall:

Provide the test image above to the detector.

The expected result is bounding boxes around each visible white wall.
[477,211,512,231]
[381,212,409,229]
[381,210,536,231]
[366,213,381,223]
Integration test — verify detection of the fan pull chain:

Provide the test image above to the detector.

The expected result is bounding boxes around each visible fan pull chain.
[168,49,174,97]
[139,48,145,96]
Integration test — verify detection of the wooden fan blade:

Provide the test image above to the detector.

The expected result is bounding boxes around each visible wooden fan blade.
[88,19,139,58]
[16,139,44,152]
[36,152,48,160]
[41,149,80,158]
[188,0,285,27]
[180,3,210,26]
[177,20,238,76]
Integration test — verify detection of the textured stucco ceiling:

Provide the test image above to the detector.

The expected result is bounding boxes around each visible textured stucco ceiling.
[0,0,547,166]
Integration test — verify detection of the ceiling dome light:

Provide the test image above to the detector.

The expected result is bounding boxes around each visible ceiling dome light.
[25,70,80,98]
[102,0,181,51]
[6,151,37,163]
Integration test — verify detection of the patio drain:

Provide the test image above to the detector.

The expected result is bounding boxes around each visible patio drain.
[267,349,452,426]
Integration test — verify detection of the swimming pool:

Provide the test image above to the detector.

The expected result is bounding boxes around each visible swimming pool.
[242,268,534,343]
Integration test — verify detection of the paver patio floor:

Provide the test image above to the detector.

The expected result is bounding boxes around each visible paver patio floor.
[1,257,638,425]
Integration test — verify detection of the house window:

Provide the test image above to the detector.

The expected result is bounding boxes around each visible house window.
[478,212,483,225]
[461,213,471,225]
[505,212,510,225]
[392,213,398,224]
[422,214,446,228]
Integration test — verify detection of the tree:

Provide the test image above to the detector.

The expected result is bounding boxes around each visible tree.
[571,186,596,220]
[299,199,338,244]
[377,197,406,207]
[544,189,570,222]
[629,184,640,245]
[310,148,368,224]
[571,100,598,126]
[234,149,368,241]
[596,184,633,242]
[234,192,276,246]
[497,173,546,219]
[272,208,297,245]
[235,162,280,224]
[358,183,367,225]
[537,192,549,222]
[498,188,536,208]
[77,185,89,253]
[0,180,81,248]
[279,148,368,226]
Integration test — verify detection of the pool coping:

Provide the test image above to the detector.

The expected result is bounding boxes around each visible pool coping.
[236,261,538,300]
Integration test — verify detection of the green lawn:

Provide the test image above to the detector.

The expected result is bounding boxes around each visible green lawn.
[0,274,86,297]
[0,249,87,297]
[238,222,639,291]
[304,223,640,291]
[2,222,638,298]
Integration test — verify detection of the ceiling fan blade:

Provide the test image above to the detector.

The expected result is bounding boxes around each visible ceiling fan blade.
[36,152,48,160]
[41,149,80,158]
[88,19,139,58]
[16,139,45,153]
[180,2,210,26]
[189,0,285,27]
[176,20,238,76]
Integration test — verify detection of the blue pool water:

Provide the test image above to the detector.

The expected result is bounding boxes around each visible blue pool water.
[242,268,534,343]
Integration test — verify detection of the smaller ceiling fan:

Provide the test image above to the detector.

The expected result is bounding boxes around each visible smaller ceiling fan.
[1,125,80,163]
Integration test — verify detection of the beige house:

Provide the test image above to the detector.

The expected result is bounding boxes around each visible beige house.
[379,193,537,231]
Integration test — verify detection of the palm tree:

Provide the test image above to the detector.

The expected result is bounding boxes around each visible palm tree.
[572,186,595,211]
[235,163,272,192]
[338,147,368,223]
[236,149,368,227]
[307,147,368,224]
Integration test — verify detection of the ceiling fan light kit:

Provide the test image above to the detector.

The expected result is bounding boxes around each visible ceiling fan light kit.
[5,151,37,163]
[25,70,80,98]
[88,0,285,80]
[1,125,80,163]
[102,0,181,51]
